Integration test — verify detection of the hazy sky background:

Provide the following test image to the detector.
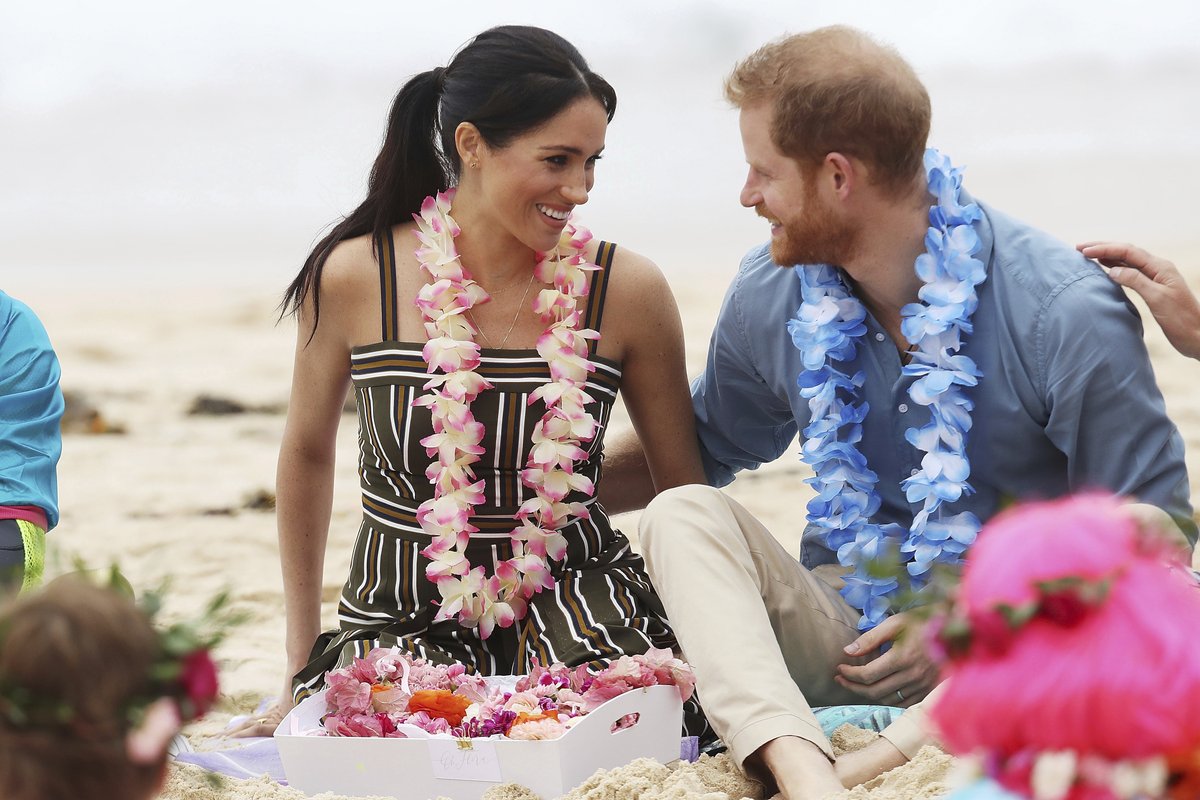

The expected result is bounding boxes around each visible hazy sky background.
[3,0,1198,290]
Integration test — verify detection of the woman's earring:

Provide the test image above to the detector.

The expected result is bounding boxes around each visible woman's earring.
[470,160,479,169]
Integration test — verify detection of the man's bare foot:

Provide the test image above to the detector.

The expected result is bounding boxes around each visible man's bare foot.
[755,736,844,800]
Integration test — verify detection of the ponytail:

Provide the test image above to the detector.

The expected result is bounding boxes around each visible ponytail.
[280,68,448,339]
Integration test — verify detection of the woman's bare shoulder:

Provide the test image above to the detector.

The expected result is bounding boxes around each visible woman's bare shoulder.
[319,222,420,299]
[319,232,379,297]
[592,241,674,311]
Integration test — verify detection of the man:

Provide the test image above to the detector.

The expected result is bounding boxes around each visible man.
[602,26,1194,800]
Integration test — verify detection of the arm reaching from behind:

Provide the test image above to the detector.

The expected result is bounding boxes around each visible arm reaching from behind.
[598,430,658,515]
[1078,241,1200,360]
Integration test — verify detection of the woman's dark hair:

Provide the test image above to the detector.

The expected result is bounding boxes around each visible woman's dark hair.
[282,25,617,336]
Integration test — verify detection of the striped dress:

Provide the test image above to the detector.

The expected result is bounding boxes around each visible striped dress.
[294,232,708,735]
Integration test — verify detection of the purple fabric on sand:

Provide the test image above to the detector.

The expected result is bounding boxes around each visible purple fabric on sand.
[173,737,289,784]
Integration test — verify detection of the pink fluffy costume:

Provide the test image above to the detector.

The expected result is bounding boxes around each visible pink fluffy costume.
[929,495,1200,800]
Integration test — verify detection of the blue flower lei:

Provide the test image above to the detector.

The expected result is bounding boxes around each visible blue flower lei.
[787,149,988,630]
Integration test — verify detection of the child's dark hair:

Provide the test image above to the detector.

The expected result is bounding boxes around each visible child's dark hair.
[282,25,617,337]
[0,577,165,800]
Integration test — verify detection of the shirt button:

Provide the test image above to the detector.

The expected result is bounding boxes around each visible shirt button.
[874,332,886,342]
[898,403,909,413]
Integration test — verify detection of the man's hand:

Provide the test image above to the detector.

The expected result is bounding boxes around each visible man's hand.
[834,612,938,706]
[1078,241,1200,361]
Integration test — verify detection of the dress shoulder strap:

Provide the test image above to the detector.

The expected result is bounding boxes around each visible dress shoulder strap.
[584,241,616,354]
[375,227,400,342]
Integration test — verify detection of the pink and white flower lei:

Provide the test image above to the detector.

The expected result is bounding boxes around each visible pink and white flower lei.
[411,189,601,639]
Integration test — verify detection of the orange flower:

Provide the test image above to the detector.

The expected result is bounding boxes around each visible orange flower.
[407,690,472,726]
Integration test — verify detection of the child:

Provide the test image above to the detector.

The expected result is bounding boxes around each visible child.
[929,495,1200,799]
[0,576,220,800]
[0,290,64,594]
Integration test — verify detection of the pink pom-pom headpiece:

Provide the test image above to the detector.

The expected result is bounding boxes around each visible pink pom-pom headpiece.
[929,494,1200,797]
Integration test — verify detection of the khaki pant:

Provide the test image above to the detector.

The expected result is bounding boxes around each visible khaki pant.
[640,485,933,767]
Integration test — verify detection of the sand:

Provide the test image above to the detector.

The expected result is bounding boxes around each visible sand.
[159,724,952,800]
[13,239,1198,800]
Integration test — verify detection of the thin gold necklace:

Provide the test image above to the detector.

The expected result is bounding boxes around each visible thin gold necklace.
[469,269,537,349]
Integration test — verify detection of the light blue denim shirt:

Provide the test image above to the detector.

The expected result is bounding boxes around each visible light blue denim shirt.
[692,197,1196,567]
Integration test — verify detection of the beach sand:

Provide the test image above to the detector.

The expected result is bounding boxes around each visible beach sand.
[17,244,1200,800]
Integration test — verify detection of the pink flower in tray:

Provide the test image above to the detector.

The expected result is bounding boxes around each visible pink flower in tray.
[370,683,410,715]
[325,712,389,737]
[406,711,453,735]
[402,659,464,694]
[325,671,372,716]
[452,672,490,705]
[503,691,544,715]
[553,688,589,717]
[637,647,697,702]
[582,675,638,712]
[363,649,406,683]
[507,717,568,740]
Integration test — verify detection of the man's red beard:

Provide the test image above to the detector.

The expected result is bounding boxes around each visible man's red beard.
[763,180,859,268]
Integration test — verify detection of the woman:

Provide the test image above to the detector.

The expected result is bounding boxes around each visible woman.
[241,26,707,735]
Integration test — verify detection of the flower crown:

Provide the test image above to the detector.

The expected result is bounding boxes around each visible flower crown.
[929,571,1118,661]
[0,569,238,762]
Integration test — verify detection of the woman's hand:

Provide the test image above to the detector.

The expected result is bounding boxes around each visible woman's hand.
[226,676,295,738]
[1078,241,1200,360]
